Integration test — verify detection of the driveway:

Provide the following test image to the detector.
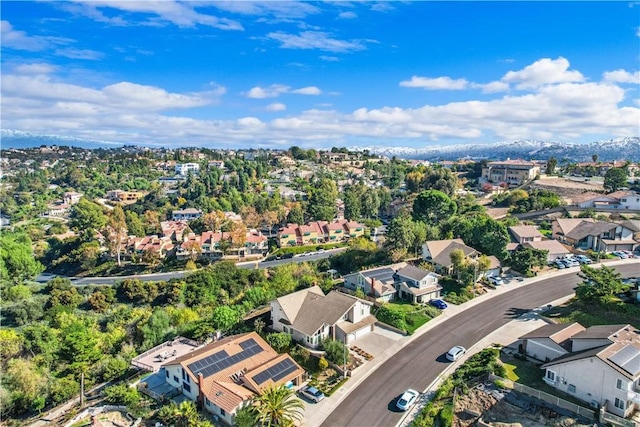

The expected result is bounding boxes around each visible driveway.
[352,326,404,358]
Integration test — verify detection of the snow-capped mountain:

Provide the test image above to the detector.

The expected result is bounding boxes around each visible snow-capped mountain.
[1,129,638,162]
[350,137,640,162]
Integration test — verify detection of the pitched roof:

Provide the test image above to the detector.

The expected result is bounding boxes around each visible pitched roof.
[509,225,543,240]
[165,332,304,413]
[424,239,478,267]
[519,322,585,346]
[571,324,630,340]
[621,220,640,232]
[554,218,595,235]
[396,265,435,282]
[275,286,325,324]
[523,240,571,254]
[564,221,617,241]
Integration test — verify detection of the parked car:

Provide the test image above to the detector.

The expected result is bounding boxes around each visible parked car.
[562,258,580,267]
[396,389,420,411]
[299,385,325,403]
[488,276,504,286]
[575,255,593,264]
[621,250,635,258]
[429,299,448,310]
[317,248,325,253]
[446,345,466,362]
[553,260,566,269]
[612,251,628,259]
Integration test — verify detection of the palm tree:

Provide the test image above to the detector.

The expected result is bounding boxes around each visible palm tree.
[253,384,304,427]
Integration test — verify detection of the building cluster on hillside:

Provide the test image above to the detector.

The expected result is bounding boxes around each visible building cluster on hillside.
[277,219,365,247]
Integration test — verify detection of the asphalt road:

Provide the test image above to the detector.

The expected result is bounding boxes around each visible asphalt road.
[39,247,346,285]
[320,261,640,427]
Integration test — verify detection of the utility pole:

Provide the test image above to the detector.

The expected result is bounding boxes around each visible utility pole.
[80,372,85,408]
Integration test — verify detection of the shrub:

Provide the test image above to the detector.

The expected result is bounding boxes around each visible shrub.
[321,338,348,365]
[439,403,454,427]
[318,357,329,371]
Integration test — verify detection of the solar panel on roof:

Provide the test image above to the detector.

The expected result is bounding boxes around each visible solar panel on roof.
[609,344,640,375]
[252,359,298,385]
[240,338,258,350]
[187,338,266,378]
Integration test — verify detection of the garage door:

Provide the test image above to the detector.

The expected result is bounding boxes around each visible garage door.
[353,326,371,341]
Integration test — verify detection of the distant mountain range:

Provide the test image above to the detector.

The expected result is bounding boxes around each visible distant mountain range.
[2,129,638,162]
[350,137,640,162]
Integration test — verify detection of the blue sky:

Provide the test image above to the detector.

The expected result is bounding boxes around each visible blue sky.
[1,1,639,149]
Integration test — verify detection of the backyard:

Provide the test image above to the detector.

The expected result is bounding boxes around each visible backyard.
[543,297,640,329]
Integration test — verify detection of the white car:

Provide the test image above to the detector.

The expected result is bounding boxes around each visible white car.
[396,389,419,411]
[488,276,504,286]
[612,251,628,259]
[446,345,467,362]
[299,386,325,403]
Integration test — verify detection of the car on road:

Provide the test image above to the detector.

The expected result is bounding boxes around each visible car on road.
[446,345,466,362]
[317,248,325,253]
[299,385,325,403]
[283,253,295,259]
[429,299,448,310]
[396,389,419,411]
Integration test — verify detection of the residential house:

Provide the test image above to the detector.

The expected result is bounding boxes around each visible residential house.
[482,160,540,185]
[275,155,296,166]
[621,220,640,241]
[276,219,366,247]
[509,225,544,244]
[178,229,268,260]
[277,224,299,248]
[343,266,399,302]
[575,191,640,210]
[325,221,346,242]
[46,203,70,217]
[484,256,503,278]
[208,160,225,169]
[162,332,304,425]
[161,220,191,242]
[422,239,479,274]
[106,189,144,203]
[394,265,442,304]
[539,324,640,418]
[519,322,586,362]
[344,221,366,239]
[172,208,202,221]
[175,162,200,176]
[63,191,83,205]
[552,218,637,252]
[128,235,175,258]
[523,240,571,263]
[270,286,376,348]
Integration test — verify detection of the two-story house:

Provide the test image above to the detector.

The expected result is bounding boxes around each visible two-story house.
[394,265,442,304]
[538,324,640,419]
[552,218,637,252]
[482,160,540,186]
[343,266,399,302]
[175,162,200,176]
[162,332,304,425]
[509,225,570,262]
[422,239,478,274]
[270,286,376,348]
[172,208,202,221]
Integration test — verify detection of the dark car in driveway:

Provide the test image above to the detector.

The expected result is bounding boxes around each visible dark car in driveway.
[429,299,448,310]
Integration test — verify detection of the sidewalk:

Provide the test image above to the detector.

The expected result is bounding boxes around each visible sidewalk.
[303,259,638,427]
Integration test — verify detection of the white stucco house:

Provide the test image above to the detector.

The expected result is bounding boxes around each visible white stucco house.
[523,324,640,419]
[270,286,376,348]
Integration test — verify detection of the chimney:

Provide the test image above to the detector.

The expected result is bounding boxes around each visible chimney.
[369,277,376,298]
[198,373,204,407]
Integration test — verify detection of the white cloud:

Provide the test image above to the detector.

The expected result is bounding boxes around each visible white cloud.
[292,86,321,95]
[338,11,357,19]
[245,84,321,98]
[603,69,640,84]
[400,76,469,90]
[13,63,58,75]
[266,31,370,52]
[1,20,71,51]
[71,1,243,30]
[211,1,320,19]
[371,2,395,12]
[502,57,584,90]
[2,58,638,147]
[266,102,286,112]
[55,48,104,60]
[245,84,290,99]
[319,55,339,62]
[473,81,510,94]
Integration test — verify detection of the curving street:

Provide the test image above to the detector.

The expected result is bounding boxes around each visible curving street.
[320,261,640,427]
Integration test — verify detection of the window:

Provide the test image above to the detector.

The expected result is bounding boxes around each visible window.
[545,370,555,382]
[182,368,186,381]
[220,408,226,416]
[567,384,576,393]
[205,398,210,407]
[616,379,626,390]
[183,382,191,393]
[614,398,625,410]
[165,370,169,378]
[173,376,179,383]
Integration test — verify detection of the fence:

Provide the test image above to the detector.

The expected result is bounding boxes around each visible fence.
[601,410,638,427]
[488,374,596,420]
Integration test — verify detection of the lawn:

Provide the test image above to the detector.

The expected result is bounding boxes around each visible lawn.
[375,301,440,335]
[544,298,640,328]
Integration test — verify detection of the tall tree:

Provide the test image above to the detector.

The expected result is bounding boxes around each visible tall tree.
[203,210,227,232]
[604,167,627,192]
[412,190,457,226]
[576,265,623,303]
[106,205,128,266]
[592,154,599,163]
[343,186,362,221]
[449,248,466,282]
[0,232,44,284]
[253,384,304,427]
[307,178,338,221]
[546,157,558,175]
[69,198,107,240]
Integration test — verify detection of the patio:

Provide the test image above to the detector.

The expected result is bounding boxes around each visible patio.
[131,336,201,372]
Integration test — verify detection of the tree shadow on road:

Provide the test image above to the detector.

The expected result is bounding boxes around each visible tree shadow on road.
[504,307,531,318]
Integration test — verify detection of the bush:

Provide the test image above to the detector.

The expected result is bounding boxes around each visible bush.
[318,357,329,371]
[439,403,454,427]
[265,332,292,353]
[321,338,347,365]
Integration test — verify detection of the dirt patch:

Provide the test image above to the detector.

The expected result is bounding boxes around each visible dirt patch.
[530,178,603,198]
[454,386,594,427]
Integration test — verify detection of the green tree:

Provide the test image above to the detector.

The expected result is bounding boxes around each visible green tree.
[253,384,304,427]
[575,265,623,302]
[46,277,83,309]
[412,190,457,226]
[508,247,548,276]
[307,178,338,221]
[604,167,627,192]
[125,210,146,237]
[211,305,241,332]
[140,308,173,349]
[235,404,259,427]
[286,205,304,225]
[60,319,102,374]
[386,215,416,252]
[546,157,558,175]
[0,329,23,359]
[69,198,107,240]
[0,232,44,284]
[449,248,467,282]
[343,186,362,220]
[106,205,128,265]
[266,332,292,353]
[360,188,381,219]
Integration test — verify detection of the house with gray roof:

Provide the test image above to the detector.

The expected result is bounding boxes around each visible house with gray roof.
[394,265,442,304]
[523,323,640,418]
[421,238,479,274]
[343,266,398,302]
[270,286,376,348]
[552,218,638,252]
